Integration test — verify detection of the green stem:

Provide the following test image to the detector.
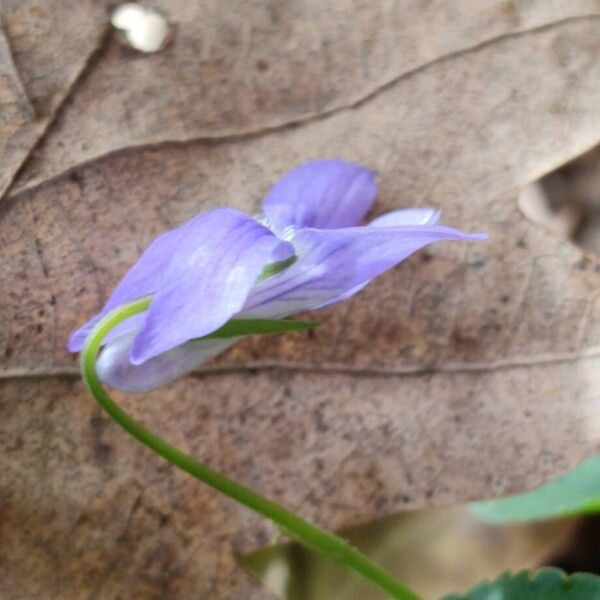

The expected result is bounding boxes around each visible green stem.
[81,298,422,600]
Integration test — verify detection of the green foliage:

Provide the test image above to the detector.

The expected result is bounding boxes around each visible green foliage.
[470,455,600,523]
[442,568,600,600]
[204,317,319,339]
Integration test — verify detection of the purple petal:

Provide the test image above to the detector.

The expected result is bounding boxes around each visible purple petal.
[316,208,442,307]
[97,329,237,393]
[68,314,103,352]
[369,208,441,227]
[261,160,378,233]
[242,223,486,317]
[68,313,145,353]
[131,208,292,364]
[68,210,221,352]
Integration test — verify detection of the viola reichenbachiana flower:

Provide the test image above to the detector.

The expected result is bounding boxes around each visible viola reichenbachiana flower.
[68,160,485,393]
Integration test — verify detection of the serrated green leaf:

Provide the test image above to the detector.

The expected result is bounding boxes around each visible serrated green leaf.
[470,454,600,523]
[203,317,319,340]
[442,568,600,600]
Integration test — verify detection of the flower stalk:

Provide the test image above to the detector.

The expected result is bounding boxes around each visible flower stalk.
[81,298,422,600]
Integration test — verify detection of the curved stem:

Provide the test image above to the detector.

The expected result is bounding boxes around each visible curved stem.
[81,299,422,600]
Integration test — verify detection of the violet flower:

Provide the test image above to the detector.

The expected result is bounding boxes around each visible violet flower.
[69,160,484,393]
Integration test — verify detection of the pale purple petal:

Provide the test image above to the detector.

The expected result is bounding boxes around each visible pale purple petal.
[369,208,441,227]
[315,208,442,307]
[68,313,145,353]
[261,160,378,233]
[68,314,104,352]
[131,208,292,364]
[69,209,223,352]
[97,329,237,393]
[242,224,486,318]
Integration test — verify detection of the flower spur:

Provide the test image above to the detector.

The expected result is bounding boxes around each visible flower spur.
[69,159,485,392]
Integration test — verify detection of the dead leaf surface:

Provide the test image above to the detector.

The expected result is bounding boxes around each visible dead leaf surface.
[0,26,34,125]
[10,0,600,194]
[0,0,107,197]
[0,6,599,600]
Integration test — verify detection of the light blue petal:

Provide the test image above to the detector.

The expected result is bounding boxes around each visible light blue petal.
[242,223,486,318]
[97,329,237,393]
[261,159,378,233]
[317,208,442,307]
[131,208,292,364]
[68,209,221,352]
[369,208,441,227]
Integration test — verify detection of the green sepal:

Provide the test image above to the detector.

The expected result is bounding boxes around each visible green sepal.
[203,317,319,340]
[259,255,297,280]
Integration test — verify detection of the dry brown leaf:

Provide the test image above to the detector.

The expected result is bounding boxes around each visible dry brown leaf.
[0,26,34,125]
[1,5,599,600]
[10,0,600,194]
[249,508,577,600]
[0,0,107,197]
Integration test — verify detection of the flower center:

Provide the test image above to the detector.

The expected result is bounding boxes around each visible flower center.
[255,212,296,241]
[279,224,296,241]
